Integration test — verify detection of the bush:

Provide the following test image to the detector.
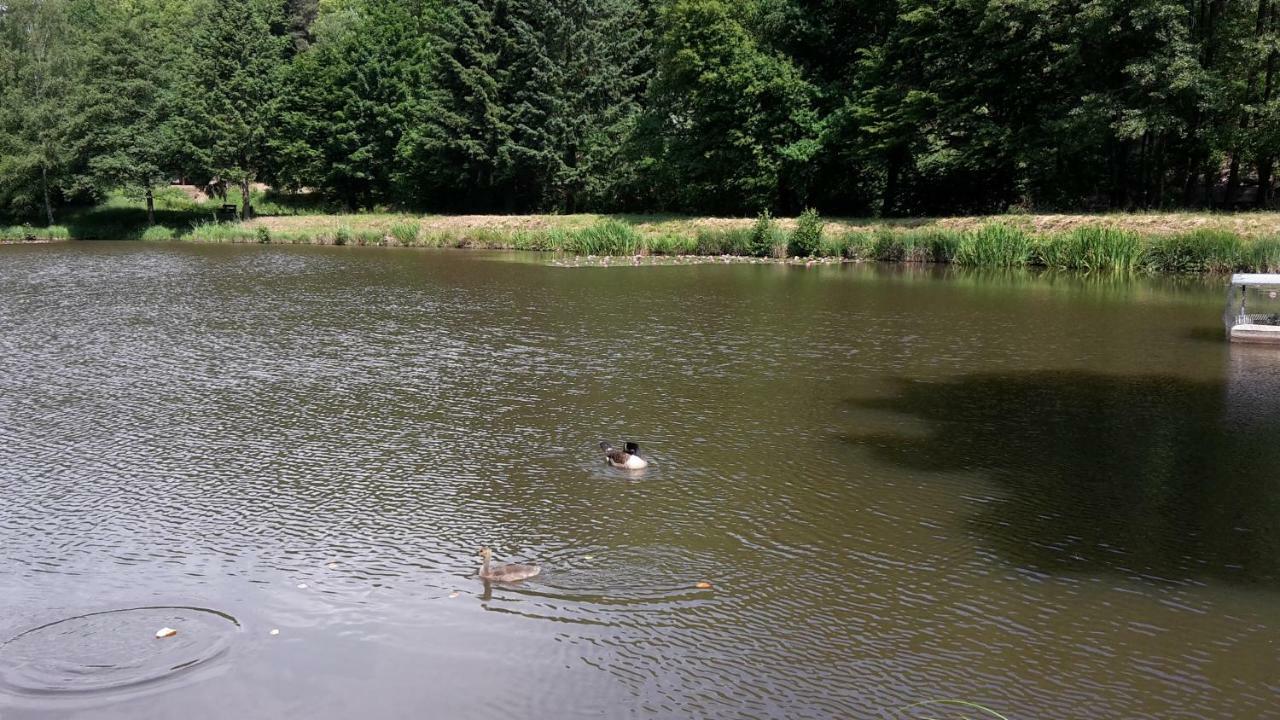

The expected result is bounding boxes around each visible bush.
[256,225,271,244]
[334,225,352,246]
[954,224,1034,267]
[749,210,782,257]
[788,208,824,257]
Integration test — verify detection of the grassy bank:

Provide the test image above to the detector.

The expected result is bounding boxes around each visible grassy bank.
[6,190,1280,274]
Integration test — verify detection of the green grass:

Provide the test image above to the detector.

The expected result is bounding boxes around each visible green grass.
[1,224,69,241]
[140,225,175,241]
[1037,227,1143,272]
[954,224,1035,267]
[1143,229,1244,274]
[390,221,419,246]
[564,219,643,255]
[17,190,1280,276]
[1247,236,1280,272]
[644,233,699,255]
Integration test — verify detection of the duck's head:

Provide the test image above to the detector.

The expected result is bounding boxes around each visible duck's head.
[625,441,640,455]
[478,547,493,562]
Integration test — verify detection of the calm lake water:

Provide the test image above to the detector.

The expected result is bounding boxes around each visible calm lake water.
[1,242,1277,719]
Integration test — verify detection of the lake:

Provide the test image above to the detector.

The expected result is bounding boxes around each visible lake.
[1,242,1277,719]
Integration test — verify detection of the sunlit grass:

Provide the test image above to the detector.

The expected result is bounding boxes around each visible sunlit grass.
[954,224,1035,267]
[15,191,1280,275]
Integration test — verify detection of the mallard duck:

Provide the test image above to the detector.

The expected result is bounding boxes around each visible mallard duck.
[600,441,648,469]
[478,547,540,582]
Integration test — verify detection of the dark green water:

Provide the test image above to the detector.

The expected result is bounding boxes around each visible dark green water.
[0,242,1277,719]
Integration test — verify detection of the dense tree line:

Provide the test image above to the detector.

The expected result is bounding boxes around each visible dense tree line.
[2,0,1279,222]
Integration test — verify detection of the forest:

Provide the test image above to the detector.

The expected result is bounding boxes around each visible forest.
[2,0,1279,224]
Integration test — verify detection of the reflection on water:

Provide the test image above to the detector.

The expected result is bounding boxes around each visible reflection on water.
[0,243,1277,719]
[847,371,1280,586]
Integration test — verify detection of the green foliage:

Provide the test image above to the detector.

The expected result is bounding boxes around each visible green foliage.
[788,208,824,257]
[749,210,783,257]
[399,0,650,212]
[390,221,420,245]
[188,222,255,243]
[5,0,1280,223]
[334,225,352,246]
[637,0,820,214]
[825,231,874,260]
[954,225,1034,267]
[0,224,69,241]
[1143,230,1244,274]
[564,219,643,255]
[0,0,83,223]
[176,0,290,217]
[1037,227,1143,272]
[273,0,429,210]
[141,225,175,241]
[646,233,698,255]
[354,228,383,246]
[1248,237,1280,273]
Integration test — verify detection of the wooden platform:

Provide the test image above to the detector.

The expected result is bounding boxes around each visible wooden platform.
[1230,323,1280,344]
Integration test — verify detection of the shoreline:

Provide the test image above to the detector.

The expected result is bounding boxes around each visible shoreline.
[6,210,1280,274]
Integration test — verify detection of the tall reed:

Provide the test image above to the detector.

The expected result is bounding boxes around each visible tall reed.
[953,224,1034,267]
[1143,229,1243,273]
[1037,227,1142,272]
[564,219,643,255]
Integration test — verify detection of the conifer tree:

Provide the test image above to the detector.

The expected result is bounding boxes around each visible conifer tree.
[178,0,289,219]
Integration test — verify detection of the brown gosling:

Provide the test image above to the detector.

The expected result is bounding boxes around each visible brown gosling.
[478,547,541,582]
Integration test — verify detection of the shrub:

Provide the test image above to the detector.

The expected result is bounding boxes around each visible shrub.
[788,208,824,257]
[256,225,271,244]
[334,225,352,246]
[749,210,782,257]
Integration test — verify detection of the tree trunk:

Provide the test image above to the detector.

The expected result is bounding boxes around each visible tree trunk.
[41,164,54,226]
[240,177,252,220]
[1258,157,1273,208]
[882,144,906,217]
[1225,150,1242,207]
[145,183,155,226]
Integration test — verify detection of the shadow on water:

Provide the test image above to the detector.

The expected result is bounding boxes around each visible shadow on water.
[843,362,1280,587]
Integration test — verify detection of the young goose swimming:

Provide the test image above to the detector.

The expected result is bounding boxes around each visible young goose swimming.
[600,441,648,470]
[478,547,540,582]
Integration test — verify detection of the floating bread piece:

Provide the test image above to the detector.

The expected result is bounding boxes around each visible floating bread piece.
[155,627,177,639]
